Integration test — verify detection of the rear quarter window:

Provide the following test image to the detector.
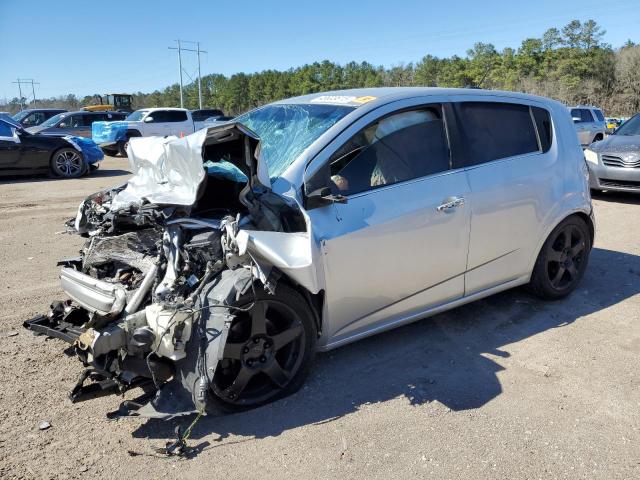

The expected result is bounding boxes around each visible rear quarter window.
[166,111,188,122]
[532,107,553,153]
[593,109,605,122]
[453,102,539,166]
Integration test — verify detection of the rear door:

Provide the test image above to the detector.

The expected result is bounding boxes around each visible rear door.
[144,110,172,136]
[305,101,471,345]
[451,98,557,294]
[165,110,192,135]
[571,108,594,145]
[0,122,22,171]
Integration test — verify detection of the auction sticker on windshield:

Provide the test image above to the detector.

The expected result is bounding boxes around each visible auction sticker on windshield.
[310,95,357,104]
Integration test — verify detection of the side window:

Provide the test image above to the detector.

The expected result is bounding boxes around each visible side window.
[328,107,450,195]
[62,115,82,128]
[166,110,188,122]
[593,109,605,122]
[571,108,593,123]
[22,112,45,126]
[148,111,167,123]
[453,102,539,166]
[83,114,101,126]
[532,107,553,153]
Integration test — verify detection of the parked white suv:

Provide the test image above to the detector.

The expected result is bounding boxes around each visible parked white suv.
[569,105,607,147]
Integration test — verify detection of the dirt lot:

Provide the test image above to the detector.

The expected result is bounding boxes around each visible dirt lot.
[0,156,638,479]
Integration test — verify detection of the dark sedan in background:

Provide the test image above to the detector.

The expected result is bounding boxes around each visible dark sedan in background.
[26,110,127,138]
[13,108,67,127]
[0,115,103,178]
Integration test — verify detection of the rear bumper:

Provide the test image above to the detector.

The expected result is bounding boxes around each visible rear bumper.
[588,162,640,192]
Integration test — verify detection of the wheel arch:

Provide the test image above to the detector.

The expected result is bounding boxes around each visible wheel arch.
[272,272,324,338]
[527,208,594,278]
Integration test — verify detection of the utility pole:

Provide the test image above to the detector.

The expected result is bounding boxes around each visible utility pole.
[168,40,207,109]
[197,42,203,109]
[12,78,40,109]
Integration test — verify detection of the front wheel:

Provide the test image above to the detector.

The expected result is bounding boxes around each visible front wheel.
[50,148,86,178]
[208,283,317,412]
[528,216,591,300]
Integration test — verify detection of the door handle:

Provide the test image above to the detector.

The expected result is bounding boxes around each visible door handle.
[437,196,465,212]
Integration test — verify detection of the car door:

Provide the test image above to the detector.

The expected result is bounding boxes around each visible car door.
[166,110,191,136]
[0,122,23,171]
[305,102,471,345]
[56,114,84,136]
[571,108,593,145]
[144,110,170,136]
[450,98,557,294]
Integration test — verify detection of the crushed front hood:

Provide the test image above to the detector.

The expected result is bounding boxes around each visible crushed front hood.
[110,122,268,211]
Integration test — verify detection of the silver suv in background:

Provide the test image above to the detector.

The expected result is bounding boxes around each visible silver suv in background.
[569,105,607,147]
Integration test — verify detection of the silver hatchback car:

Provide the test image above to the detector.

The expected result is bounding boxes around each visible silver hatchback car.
[27,88,594,417]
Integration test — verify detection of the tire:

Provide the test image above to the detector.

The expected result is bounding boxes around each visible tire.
[117,140,128,157]
[101,147,118,157]
[50,148,86,178]
[528,215,591,300]
[207,283,317,412]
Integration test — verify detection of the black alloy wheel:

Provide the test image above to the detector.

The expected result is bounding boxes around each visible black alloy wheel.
[529,216,591,300]
[209,284,316,411]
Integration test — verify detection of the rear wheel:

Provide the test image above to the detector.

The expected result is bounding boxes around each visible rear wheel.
[117,140,128,157]
[50,148,86,178]
[528,216,591,300]
[208,284,317,412]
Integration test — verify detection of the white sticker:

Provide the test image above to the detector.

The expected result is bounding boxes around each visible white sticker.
[310,95,357,105]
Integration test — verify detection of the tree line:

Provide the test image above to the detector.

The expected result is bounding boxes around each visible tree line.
[3,20,640,117]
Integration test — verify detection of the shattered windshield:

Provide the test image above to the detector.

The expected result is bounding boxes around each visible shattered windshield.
[614,114,640,136]
[236,103,354,179]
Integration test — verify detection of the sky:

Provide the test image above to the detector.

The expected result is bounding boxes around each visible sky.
[1,0,639,101]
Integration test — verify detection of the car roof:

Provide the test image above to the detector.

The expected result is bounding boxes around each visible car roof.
[273,87,557,108]
[62,110,126,115]
[19,108,66,113]
[143,107,188,112]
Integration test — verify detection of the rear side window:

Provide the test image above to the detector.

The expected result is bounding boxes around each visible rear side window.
[593,109,605,122]
[192,109,223,121]
[165,110,188,122]
[571,108,593,123]
[532,107,553,153]
[453,102,539,166]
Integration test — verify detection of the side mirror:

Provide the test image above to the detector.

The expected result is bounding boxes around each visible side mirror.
[572,117,581,123]
[143,116,153,123]
[305,187,348,210]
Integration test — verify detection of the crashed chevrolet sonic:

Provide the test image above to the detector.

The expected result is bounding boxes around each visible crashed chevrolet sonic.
[26,88,594,417]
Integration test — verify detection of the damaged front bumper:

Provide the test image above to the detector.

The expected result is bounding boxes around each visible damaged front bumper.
[24,121,318,419]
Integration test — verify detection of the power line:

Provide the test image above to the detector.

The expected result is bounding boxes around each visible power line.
[12,78,40,109]
[168,40,207,109]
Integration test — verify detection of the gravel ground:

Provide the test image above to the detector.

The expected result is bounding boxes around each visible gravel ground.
[0,157,638,479]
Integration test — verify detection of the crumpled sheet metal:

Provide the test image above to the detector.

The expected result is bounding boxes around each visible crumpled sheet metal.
[92,121,128,145]
[110,130,208,210]
[236,229,321,294]
[64,136,104,165]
